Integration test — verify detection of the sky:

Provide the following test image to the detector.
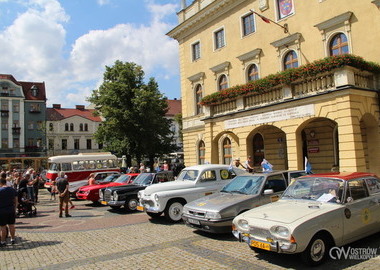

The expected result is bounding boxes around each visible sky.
[0,0,182,108]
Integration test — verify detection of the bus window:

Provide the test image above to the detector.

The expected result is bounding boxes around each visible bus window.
[49,163,61,171]
[61,163,72,171]
[96,160,103,169]
[88,160,95,169]
[102,159,108,168]
[107,159,116,168]
[73,161,85,170]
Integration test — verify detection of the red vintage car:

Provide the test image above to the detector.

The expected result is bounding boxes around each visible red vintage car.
[76,173,139,202]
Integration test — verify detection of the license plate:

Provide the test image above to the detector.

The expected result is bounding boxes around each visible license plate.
[137,205,144,211]
[100,201,107,206]
[250,240,271,251]
[187,218,200,225]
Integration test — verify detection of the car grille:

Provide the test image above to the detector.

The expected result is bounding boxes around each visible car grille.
[249,227,272,239]
[104,189,112,201]
[187,209,206,218]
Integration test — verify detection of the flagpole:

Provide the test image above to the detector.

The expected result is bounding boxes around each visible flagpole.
[250,10,289,34]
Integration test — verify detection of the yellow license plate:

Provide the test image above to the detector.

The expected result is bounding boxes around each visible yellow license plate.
[137,205,144,211]
[100,201,107,205]
[250,240,271,251]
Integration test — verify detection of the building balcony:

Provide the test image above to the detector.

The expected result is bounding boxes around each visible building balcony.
[1,110,9,117]
[25,146,43,152]
[12,127,21,134]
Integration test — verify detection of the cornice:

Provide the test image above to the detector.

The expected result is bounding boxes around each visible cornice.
[237,48,262,62]
[314,11,353,31]
[270,33,302,48]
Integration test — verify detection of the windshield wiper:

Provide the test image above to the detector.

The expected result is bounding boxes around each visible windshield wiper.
[231,190,246,194]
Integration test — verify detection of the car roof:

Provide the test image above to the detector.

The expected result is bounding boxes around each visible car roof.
[182,164,231,170]
[301,172,378,181]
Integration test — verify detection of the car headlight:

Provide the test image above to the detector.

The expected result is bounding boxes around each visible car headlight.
[270,226,290,238]
[137,191,142,199]
[205,211,221,219]
[154,194,159,202]
[99,190,103,199]
[237,219,249,231]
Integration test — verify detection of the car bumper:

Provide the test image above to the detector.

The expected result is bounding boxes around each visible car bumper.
[232,230,297,253]
[138,200,162,213]
[106,200,125,207]
[182,215,233,234]
[76,193,88,200]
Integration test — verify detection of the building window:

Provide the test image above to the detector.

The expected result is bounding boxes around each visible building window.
[214,28,225,50]
[98,142,103,149]
[70,123,74,131]
[30,103,41,112]
[1,87,9,96]
[198,140,205,165]
[30,85,39,97]
[87,139,92,150]
[192,41,201,61]
[253,133,264,166]
[74,139,80,150]
[62,139,67,150]
[37,121,43,130]
[49,123,54,131]
[1,139,8,149]
[48,139,54,149]
[329,33,349,56]
[13,120,19,128]
[28,121,34,130]
[80,123,83,131]
[218,74,228,91]
[247,64,259,81]
[283,50,298,70]
[27,138,34,147]
[242,13,255,36]
[276,0,295,20]
[13,103,19,113]
[1,101,8,111]
[13,138,19,148]
[65,123,69,131]
[84,124,88,131]
[223,138,232,165]
[195,84,203,115]
[1,123,8,130]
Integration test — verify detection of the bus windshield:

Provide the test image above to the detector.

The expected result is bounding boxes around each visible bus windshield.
[49,163,60,172]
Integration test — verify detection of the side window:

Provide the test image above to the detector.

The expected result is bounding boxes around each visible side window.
[264,175,286,192]
[61,163,71,171]
[365,178,380,195]
[201,170,216,182]
[347,179,369,201]
[155,174,168,183]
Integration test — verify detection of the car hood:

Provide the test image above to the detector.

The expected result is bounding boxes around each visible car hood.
[143,180,194,196]
[239,200,341,224]
[80,183,112,191]
[185,192,256,212]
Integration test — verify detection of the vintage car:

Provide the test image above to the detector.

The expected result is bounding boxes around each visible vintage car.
[182,170,306,233]
[100,171,174,211]
[137,164,247,222]
[232,172,380,266]
[76,173,138,202]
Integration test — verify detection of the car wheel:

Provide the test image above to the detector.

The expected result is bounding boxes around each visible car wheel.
[301,234,330,266]
[125,197,138,211]
[110,205,121,210]
[147,212,163,218]
[164,201,184,222]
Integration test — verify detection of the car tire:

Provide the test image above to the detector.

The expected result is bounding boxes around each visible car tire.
[301,234,330,266]
[164,201,184,223]
[147,212,163,218]
[125,197,138,211]
[110,205,121,210]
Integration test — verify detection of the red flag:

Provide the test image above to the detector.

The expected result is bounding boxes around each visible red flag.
[256,13,271,24]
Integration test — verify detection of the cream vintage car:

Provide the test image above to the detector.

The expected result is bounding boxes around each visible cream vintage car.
[232,172,380,266]
[137,164,247,222]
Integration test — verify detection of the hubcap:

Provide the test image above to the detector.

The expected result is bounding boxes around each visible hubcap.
[169,203,183,220]
[310,239,325,262]
[128,199,137,210]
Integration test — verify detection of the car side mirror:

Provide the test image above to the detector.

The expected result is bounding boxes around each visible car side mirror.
[346,197,354,203]
[264,189,274,195]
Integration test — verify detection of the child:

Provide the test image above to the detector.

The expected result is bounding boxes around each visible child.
[50,180,57,200]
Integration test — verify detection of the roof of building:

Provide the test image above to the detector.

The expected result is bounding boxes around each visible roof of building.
[166,99,182,116]
[0,74,46,101]
[46,105,102,122]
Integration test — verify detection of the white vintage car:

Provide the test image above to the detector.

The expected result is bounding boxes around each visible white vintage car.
[232,172,380,266]
[137,164,247,222]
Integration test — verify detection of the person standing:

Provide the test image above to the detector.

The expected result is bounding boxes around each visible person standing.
[0,174,17,247]
[245,156,254,173]
[56,172,71,218]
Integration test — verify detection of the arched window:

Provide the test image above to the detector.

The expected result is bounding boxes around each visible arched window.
[84,123,88,131]
[49,123,54,131]
[65,123,69,131]
[329,33,349,56]
[247,64,259,81]
[253,133,264,166]
[70,123,74,131]
[198,140,205,164]
[223,137,232,165]
[218,74,228,91]
[79,123,83,131]
[283,50,298,70]
[195,84,203,115]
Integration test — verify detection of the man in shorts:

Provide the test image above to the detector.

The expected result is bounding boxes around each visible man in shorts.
[56,171,71,218]
[0,174,17,247]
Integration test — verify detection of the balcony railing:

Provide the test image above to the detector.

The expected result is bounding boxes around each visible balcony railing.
[12,127,21,134]
[207,66,377,117]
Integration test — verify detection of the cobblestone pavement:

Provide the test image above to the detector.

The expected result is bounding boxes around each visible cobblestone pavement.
[1,189,380,269]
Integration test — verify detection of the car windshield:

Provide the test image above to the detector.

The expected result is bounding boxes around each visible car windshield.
[283,177,345,203]
[114,174,131,183]
[177,170,199,181]
[221,176,265,195]
[132,173,153,186]
[98,174,119,183]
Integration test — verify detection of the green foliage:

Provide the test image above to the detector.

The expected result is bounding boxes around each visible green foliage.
[200,54,380,106]
[87,61,176,162]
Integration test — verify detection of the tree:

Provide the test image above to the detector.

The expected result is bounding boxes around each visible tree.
[87,60,176,167]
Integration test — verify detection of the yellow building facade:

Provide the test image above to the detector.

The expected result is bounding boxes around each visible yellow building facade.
[168,0,380,174]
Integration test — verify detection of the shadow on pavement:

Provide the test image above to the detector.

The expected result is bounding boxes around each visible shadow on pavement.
[193,230,236,242]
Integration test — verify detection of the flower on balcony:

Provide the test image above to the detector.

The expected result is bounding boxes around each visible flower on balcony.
[200,54,380,106]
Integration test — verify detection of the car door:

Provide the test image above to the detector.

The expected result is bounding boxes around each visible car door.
[260,174,287,204]
[343,178,377,243]
[364,177,380,231]
[197,169,219,196]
